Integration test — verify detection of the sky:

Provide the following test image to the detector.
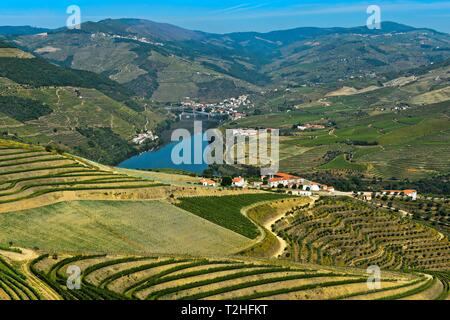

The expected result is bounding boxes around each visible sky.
[0,0,449,33]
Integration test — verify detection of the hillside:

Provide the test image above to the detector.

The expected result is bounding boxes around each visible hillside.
[13,20,450,102]
[0,138,448,300]
[1,250,447,301]
[0,42,164,164]
[13,20,258,101]
[227,59,450,181]
[275,197,450,271]
[0,138,166,212]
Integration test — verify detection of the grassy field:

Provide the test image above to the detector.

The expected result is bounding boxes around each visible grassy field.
[0,200,252,256]
[176,194,293,239]
[0,251,445,300]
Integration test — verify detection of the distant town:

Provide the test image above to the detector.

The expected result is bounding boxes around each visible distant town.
[175,95,253,121]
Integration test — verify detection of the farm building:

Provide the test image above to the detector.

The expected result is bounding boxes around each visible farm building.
[232,176,247,188]
[200,178,216,187]
[303,182,321,192]
[267,172,304,188]
[302,182,335,193]
[382,189,418,200]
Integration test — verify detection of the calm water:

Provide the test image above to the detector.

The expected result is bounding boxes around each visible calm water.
[118,133,209,174]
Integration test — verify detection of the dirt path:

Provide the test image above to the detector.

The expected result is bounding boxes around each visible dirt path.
[0,248,61,300]
[262,211,288,258]
[268,196,318,258]
[239,197,316,258]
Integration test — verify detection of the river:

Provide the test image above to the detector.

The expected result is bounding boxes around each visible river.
[118,131,210,174]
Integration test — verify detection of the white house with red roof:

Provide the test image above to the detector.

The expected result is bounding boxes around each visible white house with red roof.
[232,176,247,188]
[382,189,417,200]
[200,178,216,187]
[267,172,304,188]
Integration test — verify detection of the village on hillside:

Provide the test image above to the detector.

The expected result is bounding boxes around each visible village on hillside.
[199,172,419,201]
[176,95,252,121]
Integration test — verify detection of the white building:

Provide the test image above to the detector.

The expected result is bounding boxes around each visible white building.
[232,176,247,188]
[200,178,216,187]
[382,189,418,201]
[303,182,321,192]
[267,173,303,188]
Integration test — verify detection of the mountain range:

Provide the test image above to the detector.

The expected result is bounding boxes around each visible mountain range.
[0,19,449,170]
[6,19,450,102]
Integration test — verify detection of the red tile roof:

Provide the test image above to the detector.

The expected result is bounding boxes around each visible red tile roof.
[382,189,417,195]
[200,178,216,185]
[275,172,300,180]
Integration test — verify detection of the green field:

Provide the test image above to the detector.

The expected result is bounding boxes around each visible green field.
[320,155,367,171]
[0,200,252,256]
[176,194,292,239]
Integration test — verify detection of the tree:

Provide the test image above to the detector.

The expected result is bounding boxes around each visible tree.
[221,177,232,187]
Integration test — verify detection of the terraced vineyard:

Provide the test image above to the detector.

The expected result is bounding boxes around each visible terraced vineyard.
[275,197,450,271]
[0,139,165,212]
[7,253,443,300]
[0,256,40,300]
[371,196,450,237]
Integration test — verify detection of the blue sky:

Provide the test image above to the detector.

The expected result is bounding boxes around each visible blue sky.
[0,0,449,33]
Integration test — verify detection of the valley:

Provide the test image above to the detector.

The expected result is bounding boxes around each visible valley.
[0,16,448,302]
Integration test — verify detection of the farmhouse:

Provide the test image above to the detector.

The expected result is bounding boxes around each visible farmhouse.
[267,172,303,188]
[303,182,321,191]
[232,176,247,188]
[200,178,216,187]
[382,189,418,200]
[296,123,326,131]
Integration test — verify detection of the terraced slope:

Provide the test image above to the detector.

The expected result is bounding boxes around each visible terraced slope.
[0,43,163,165]
[0,139,164,213]
[275,197,450,271]
[10,253,443,300]
[0,256,40,300]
